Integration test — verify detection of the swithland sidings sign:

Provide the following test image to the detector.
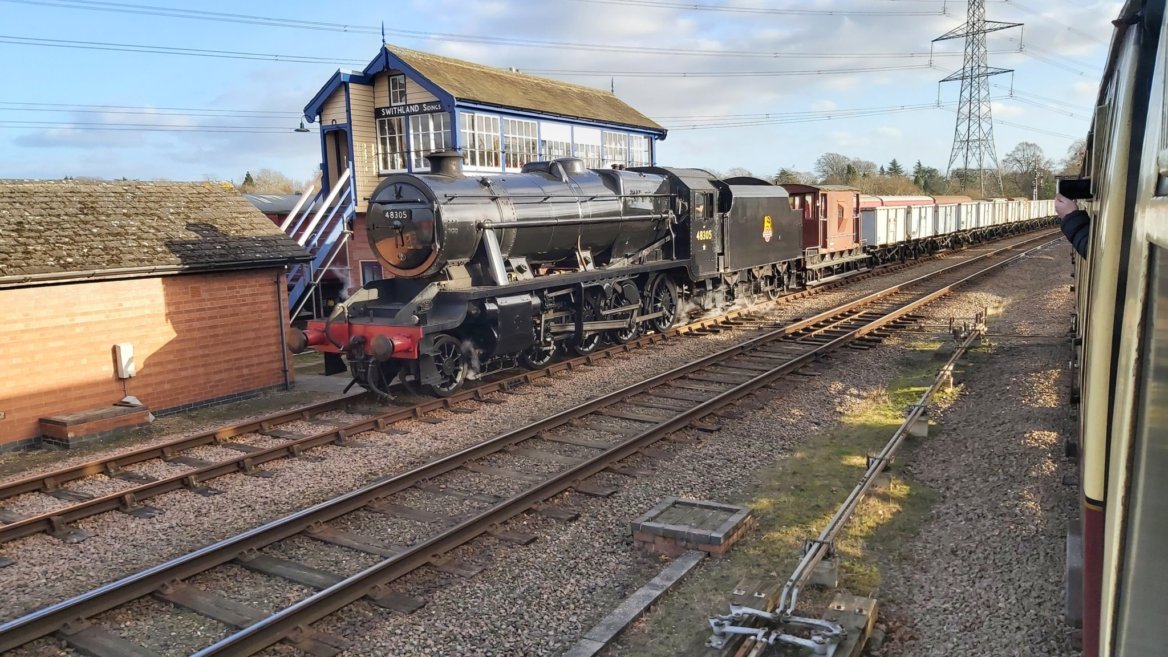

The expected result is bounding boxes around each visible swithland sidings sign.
[375,102,443,119]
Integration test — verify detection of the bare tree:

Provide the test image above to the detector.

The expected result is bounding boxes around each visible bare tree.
[771,168,817,185]
[814,152,852,184]
[1061,139,1088,176]
[1003,142,1055,199]
[851,159,878,179]
[239,168,303,194]
[725,167,755,178]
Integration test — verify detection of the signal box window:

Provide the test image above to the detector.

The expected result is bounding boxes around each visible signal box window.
[504,118,538,170]
[377,117,406,172]
[389,75,406,106]
[360,261,383,286]
[459,112,502,169]
[409,112,451,170]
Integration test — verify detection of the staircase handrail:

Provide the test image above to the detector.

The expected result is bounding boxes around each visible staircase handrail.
[290,205,354,319]
[279,171,322,233]
[297,167,352,248]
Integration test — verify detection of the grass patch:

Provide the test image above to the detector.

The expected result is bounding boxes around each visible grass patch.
[610,341,970,657]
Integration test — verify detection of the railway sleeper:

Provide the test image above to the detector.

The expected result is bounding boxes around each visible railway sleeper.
[59,621,165,657]
[236,552,344,591]
[303,524,404,558]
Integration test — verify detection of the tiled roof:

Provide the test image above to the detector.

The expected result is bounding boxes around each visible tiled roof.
[388,45,665,132]
[0,180,309,287]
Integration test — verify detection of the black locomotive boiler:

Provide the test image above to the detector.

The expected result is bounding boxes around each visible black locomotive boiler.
[295,151,804,396]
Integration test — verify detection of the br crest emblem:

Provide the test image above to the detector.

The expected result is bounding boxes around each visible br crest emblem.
[762,215,774,242]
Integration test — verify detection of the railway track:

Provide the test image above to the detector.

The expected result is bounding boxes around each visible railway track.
[0,233,1010,548]
[0,231,1060,657]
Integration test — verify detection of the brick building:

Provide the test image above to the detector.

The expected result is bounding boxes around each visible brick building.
[0,180,308,449]
[282,44,667,318]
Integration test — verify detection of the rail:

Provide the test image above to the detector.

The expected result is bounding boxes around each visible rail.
[705,239,1059,655]
[0,232,1058,656]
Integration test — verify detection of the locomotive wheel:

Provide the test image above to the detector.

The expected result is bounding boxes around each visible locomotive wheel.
[610,319,640,344]
[427,334,468,396]
[605,286,641,344]
[571,297,603,356]
[646,275,679,332]
[764,275,782,301]
[518,341,556,369]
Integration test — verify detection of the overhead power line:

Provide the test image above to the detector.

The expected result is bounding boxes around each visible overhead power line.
[661,99,993,130]
[0,0,991,60]
[0,119,300,133]
[994,118,1080,140]
[525,63,936,78]
[0,100,301,119]
[1004,0,1108,45]
[0,35,361,64]
[564,0,945,16]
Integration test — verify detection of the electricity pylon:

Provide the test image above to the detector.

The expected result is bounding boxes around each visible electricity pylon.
[934,0,1021,197]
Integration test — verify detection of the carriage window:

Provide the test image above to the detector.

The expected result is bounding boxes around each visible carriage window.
[837,204,844,221]
[820,194,828,219]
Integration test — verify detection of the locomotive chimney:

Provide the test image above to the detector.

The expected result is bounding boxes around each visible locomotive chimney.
[426,150,464,177]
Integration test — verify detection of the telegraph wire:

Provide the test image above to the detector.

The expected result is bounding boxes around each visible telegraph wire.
[1004,0,1108,45]
[0,0,999,60]
[0,35,361,64]
[563,0,945,16]
[0,100,302,119]
[523,63,937,78]
[0,119,301,133]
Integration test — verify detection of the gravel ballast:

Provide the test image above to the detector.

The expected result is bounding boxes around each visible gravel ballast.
[0,233,1070,657]
[873,242,1080,657]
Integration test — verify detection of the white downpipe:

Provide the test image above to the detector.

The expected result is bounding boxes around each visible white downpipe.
[297,167,351,248]
[279,171,323,233]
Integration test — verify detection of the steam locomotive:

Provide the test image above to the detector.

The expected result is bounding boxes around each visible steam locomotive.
[293,151,1050,396]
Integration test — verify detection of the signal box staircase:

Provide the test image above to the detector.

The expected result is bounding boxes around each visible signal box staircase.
[281,166,357,320]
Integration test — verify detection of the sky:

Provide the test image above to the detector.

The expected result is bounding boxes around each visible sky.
[0,0,1120,184]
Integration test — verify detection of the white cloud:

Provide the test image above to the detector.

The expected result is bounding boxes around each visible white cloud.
[877,126,903,138]
[811,100,837,111]
[991,101,1026,118]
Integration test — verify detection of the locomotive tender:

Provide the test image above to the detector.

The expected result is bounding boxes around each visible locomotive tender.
[294,151,1055,396]
[295,152,803,395]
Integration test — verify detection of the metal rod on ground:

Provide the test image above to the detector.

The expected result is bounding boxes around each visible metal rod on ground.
[778,326,983,616]
[709,323,987,652]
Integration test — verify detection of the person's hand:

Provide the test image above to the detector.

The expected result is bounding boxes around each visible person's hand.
[1055,194,1078,218]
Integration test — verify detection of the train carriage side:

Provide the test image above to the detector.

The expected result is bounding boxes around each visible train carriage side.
[780,183,867,282]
